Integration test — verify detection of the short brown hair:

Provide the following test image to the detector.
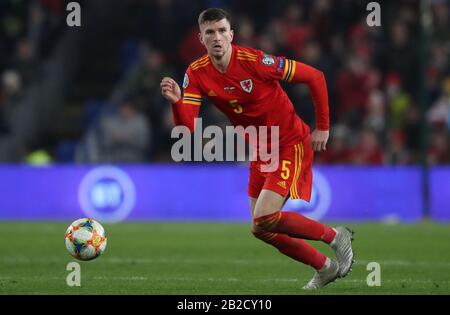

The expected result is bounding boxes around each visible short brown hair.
[198,8,231,28]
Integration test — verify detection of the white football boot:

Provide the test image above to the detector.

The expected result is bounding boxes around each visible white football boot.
[302,258,340,290]
[330,227,355,277]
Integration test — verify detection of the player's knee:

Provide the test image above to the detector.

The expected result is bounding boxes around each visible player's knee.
[251,221,262,236]
[252,211,281,231]
[251,225,276,243]
[251,226,259,238]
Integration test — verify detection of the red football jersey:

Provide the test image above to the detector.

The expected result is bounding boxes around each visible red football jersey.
[181,44,310,153]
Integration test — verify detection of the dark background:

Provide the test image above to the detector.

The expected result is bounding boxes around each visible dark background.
[0,0,448,165]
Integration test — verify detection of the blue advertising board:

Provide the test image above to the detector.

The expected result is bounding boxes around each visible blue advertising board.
[429,167,450,222]
[0,165,424,223]
[284,166,423,222]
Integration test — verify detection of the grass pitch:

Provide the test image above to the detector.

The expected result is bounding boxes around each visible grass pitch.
[0,221,449,294]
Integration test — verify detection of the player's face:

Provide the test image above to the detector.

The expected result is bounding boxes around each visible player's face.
[199,19,234,59]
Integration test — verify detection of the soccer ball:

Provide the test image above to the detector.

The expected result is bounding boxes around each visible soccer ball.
[65,218,107,261]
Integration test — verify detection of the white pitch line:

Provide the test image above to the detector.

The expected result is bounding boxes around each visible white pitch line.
[1,257,450,268]
[355,259,450,267]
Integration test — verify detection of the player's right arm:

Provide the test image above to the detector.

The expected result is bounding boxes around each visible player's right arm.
[160,69,202,133]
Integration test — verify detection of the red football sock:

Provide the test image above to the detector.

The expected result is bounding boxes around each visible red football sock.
[252,229,327,270]
[254,211,336,244]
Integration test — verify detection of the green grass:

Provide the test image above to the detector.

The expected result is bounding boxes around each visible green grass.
[0,221,449,294]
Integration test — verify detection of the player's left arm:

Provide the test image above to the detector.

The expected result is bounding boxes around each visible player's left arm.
[254,53,330,152]
[287,61,329,152]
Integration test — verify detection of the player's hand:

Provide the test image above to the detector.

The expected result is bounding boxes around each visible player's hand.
[310,129,329,152]
[160,77,181,104]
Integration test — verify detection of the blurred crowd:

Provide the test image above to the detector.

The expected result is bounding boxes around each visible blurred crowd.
[1,0,449,165]
[0,0,66,161]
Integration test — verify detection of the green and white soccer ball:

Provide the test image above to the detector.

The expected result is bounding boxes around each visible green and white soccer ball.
[65,218,107,261]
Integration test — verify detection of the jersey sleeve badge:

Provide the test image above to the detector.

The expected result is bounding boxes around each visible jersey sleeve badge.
[262,54,275,66]
[276,57,285,73]
[183,73,189,89]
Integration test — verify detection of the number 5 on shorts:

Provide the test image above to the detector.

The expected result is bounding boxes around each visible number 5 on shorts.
[281,160,291,180]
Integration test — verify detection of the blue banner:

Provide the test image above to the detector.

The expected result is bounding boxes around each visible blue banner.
[0,165,424,223]
[284,166,422,222]
[430,167,450,222]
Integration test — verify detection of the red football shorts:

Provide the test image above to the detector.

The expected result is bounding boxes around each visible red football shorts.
[248,136,313,201]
